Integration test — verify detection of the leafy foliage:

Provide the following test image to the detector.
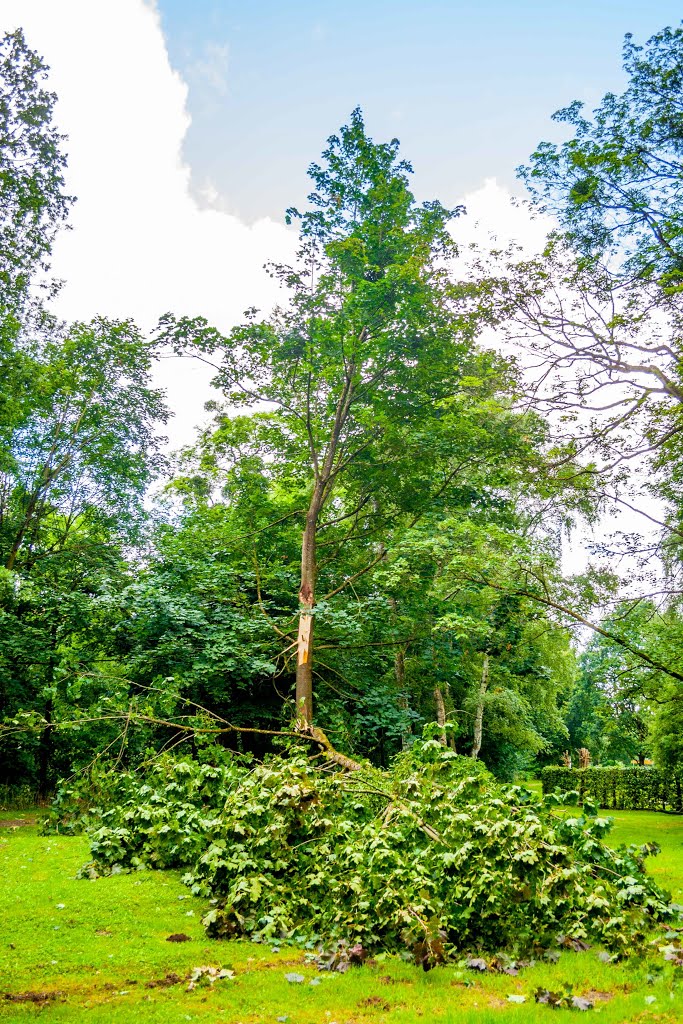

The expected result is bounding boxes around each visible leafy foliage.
[59,738,673,959]
[521,25,683,289]
[0,28,72,313]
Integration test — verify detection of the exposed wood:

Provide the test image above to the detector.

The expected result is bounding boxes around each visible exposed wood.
[295,490,322,725]
[305,725,364,771]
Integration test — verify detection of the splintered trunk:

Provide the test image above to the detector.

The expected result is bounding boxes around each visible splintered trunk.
[293,365,357,728]
[471,652,490,760]
[295,498,321,726]
[434,685,447,746]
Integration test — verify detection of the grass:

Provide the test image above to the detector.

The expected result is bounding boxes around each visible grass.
[0,807,682,1023]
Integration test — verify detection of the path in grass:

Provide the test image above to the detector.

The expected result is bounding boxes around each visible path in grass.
[0,808,682,1023]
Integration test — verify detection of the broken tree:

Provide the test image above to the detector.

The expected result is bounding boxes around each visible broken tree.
[161,108,522,726]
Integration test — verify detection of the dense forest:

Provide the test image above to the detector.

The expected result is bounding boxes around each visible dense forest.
[2,22,683,800]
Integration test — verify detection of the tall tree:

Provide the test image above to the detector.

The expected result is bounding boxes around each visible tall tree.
[161,109,529,727]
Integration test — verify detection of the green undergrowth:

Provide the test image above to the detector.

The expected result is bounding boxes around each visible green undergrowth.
[1,812,682,1023]
[43,737,675,959]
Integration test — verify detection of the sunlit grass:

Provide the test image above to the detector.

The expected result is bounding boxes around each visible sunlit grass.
[1,807,682,1023]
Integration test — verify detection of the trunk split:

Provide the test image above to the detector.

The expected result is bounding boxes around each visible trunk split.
[295,498,321,726]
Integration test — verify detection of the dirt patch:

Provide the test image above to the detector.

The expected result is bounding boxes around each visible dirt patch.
[166,933,192,942]
[584,990,614,1003]
[0,818,38,828]
[630,1014,678,1023]
[145,973,183,989]
[358,996,391,1010]
[4,990,64,1003]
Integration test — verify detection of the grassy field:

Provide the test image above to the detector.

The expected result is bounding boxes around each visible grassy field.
[1,807,682,1023]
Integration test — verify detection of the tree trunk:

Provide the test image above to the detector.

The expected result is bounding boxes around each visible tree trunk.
[295,496,321,726]
[6,490,40,570]
[471,652,489,760]
[38,623,59,798]
[434,686,447,746]
[293,365,357,727]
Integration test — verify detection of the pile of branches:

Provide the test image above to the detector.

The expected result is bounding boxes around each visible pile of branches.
[49,731,673,960]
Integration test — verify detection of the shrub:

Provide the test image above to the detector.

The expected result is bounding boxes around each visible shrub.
[539,766,683,813]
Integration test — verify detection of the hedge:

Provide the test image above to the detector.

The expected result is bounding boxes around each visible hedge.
[539,765,683,813]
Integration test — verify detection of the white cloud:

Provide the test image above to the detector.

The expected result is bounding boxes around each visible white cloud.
[451,176,552,256]
[1,0,296,448]
[0,3,552,452]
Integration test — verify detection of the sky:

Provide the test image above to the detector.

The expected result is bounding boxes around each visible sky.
[0,0,678,566]
[158,0,683,221]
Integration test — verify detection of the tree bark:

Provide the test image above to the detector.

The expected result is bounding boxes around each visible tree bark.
[294,355,358,727]
[295,491,323,726]
[471,652,489,760]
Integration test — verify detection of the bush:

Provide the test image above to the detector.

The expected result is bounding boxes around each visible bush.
[52,735,675,959]
[539,766,683,812]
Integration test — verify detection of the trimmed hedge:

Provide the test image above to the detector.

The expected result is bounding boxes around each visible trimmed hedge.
[540,766,683,813]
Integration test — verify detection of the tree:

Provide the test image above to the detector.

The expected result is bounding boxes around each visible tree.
[520,24,683,290]
[0,28,73,470]
[0,316,169,792]
[486,24,683,480]
[473,24,683,687]
[161,109,536,728]
[0,28,71,313]
[568,615,654,765]
[0,317,167,572]
[0,27,180,791]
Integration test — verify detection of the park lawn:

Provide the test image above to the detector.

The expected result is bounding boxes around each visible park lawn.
[0,809,682,1024]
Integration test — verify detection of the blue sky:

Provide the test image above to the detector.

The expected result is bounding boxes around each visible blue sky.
[157,0,683,221]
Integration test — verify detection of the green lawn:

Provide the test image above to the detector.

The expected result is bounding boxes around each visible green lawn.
[1,808,682,1024]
